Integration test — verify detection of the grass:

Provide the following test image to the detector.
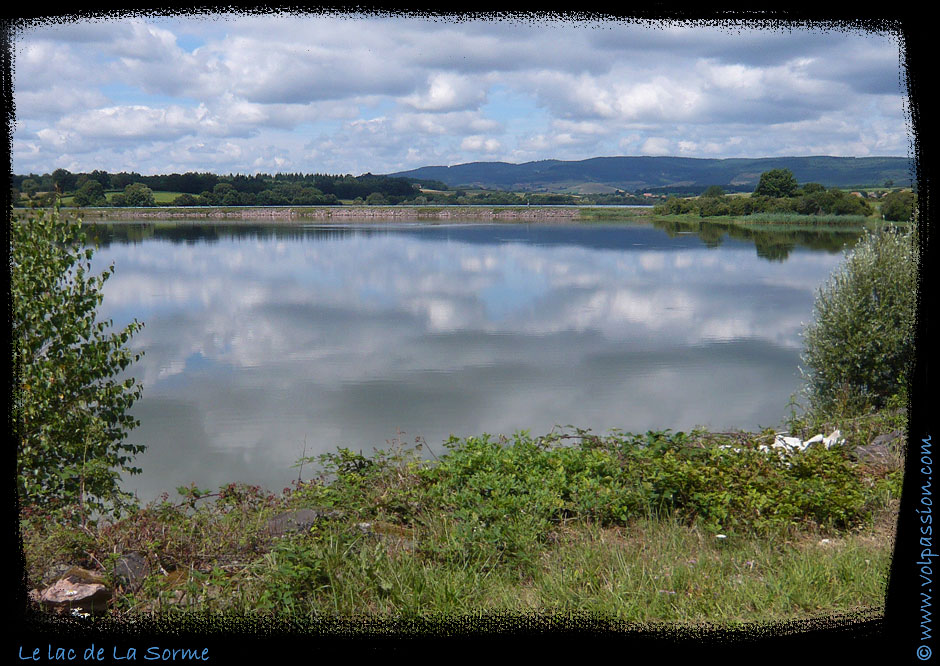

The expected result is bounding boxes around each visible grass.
[20,409,903,623]
[150,191,188,205]
[576,207,655,222]
[649,212,893,229]
[734,212,878,226]
[15,206,909,629]
[20,494,895,622]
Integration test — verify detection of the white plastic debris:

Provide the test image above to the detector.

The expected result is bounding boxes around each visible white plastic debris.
[768,429,845,453]
[823,430,844,448]
[772,435,805,451]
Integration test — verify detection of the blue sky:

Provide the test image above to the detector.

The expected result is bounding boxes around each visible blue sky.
[11,13,911,176]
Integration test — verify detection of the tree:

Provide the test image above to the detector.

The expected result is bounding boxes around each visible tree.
[880,190,916,222]
[171,193,200,206]
[220,190,241,207]
[753,168,799,198]
[72,180,107,207]
[12,208,145,518]
[121,182,156,207]
[800,228,916,414]
[698,196,731,217]
[701,185,725,198]
[20,178,40,199]
[51,168,77,193]
[212,182,236,198]
[88,170,113,190]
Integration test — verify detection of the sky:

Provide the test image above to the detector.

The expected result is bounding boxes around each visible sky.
[10,12,912,177]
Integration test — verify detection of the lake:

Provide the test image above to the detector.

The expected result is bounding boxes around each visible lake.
[86,220,858,502]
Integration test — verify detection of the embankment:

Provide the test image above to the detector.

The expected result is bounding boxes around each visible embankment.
[19,205,652,223]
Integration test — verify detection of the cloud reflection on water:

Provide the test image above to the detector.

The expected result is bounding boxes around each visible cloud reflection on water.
[91,223,845,500]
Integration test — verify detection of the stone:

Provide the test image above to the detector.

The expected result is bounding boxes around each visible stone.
[853,443,894,467]
[263,508,341,537]
[872,430,904,448]
[113,552,150,591]
[40,563,75,587]
[38,567,111,615]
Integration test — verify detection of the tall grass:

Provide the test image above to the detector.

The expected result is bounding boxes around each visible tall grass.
[739,212,874,226]
[21,425,901,622]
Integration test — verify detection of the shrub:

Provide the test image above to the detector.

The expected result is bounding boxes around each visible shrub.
[72,180,108,207]
[800,227,917,414]
[126,183,156,207]
[12,208,145,518]
[419,428,888,543]
[880,190,916,222]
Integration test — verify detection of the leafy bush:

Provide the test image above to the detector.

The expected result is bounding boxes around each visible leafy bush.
[419,428,887,546]
[12,208,145,517]
[800,227,917,414]
[880,190,916,222]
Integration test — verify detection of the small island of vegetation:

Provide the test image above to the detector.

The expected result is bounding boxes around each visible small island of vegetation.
[654,167,916,224]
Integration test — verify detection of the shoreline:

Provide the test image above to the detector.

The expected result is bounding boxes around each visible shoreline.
[14,205,653,223]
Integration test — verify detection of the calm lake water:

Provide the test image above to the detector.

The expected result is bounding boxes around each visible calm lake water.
[87,220,857,502]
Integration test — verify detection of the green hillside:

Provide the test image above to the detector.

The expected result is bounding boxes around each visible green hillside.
[388,156,913,194]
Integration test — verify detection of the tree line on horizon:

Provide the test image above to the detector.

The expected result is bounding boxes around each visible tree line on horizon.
[11,169,425,208]
[654,168,916,222]
[10,168,658,208]
[10,166,913,214]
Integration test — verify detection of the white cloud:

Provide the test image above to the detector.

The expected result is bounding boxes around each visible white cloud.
[11,16,909,175]
[640,137,672,156]
[403,72,486,112]
[460,135,502,153]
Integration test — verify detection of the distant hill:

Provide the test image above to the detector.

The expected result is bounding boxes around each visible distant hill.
[386,156,913,194]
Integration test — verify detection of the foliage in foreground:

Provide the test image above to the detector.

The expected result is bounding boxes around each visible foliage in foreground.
[800,226,917,415]
[12,208,145,517]
[20,421,901,619]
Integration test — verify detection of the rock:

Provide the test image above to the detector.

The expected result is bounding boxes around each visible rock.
[853,443,894,467]
[353,521,414,553]
[872,430,904,448]
[40,563,75,587]
[113,552,150,591]
[38,567,111,615]
[847,431,903,467]
[804,434,825,446]
[263,508,340,537]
